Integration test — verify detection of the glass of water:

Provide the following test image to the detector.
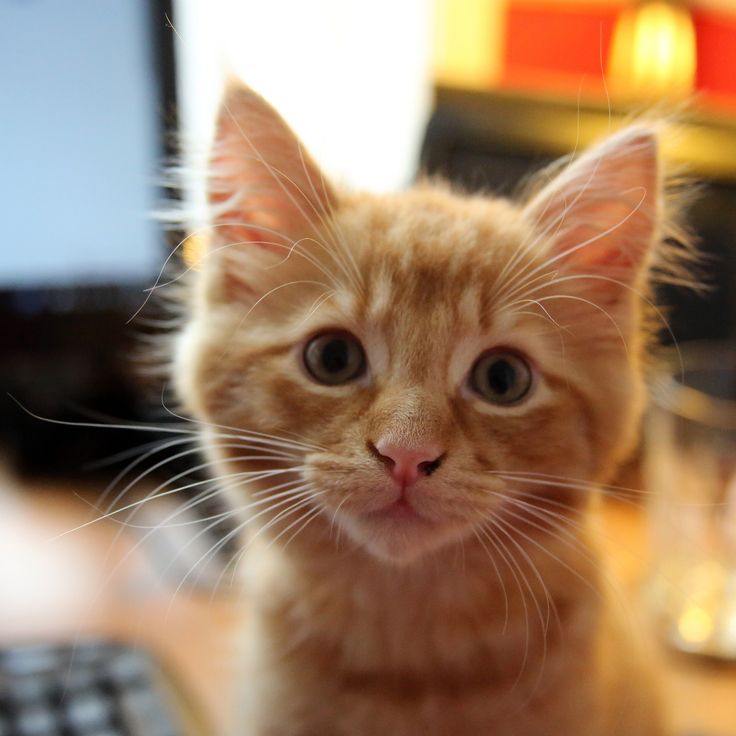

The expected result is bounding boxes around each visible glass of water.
[645,341,736,659]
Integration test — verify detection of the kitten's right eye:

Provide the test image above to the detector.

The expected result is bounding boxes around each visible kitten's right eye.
[303,332,366,386]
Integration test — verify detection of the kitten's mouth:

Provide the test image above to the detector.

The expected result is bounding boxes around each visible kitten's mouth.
[336,490,474,564]
[366,497,433,524]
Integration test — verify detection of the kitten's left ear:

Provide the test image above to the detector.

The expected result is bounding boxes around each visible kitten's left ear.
[522,125,661,286]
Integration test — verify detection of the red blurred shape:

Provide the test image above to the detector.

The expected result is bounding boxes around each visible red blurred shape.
[503,2,621,92]
[694,7,736,102]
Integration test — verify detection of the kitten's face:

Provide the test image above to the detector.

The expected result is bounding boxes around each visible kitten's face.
[176,86,662,565]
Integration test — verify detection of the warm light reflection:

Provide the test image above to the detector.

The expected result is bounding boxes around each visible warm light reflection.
[433,0,506,88]
[182,233,206,271]
[608,1,696,100]
[677,605,714,645]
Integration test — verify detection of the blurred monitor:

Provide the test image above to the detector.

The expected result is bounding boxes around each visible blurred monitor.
[0,0,176,475]
[2,1,164,290]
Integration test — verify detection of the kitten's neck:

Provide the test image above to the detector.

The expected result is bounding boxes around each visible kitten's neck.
[245,529,602,685]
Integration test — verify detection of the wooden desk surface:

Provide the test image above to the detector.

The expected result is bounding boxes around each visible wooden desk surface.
[1,474,735,736]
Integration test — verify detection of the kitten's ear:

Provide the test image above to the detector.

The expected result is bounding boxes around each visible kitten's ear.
[206,82,335,291]
[522,125,660,289]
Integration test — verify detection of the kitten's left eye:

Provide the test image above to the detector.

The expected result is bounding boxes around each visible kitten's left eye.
[470,350,534,406]
[303,331,366,385]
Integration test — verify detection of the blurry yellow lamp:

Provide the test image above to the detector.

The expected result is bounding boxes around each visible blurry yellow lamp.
[608,0,696,100]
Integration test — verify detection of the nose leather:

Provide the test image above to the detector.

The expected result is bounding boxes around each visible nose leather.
[371,439,444,487]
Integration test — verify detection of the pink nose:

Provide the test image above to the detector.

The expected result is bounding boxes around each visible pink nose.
[371,439,444,487]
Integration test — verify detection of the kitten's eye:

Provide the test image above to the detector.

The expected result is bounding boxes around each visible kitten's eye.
[303,332,366,385]
[470,350,533,406]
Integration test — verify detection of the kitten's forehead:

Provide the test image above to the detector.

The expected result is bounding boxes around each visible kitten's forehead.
[341,188,524,261]
[335,189,529,332]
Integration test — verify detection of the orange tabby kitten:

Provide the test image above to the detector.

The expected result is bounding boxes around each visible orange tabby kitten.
[174,84,691,735]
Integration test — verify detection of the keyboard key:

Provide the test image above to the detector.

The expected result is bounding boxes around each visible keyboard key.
[60,666,97,693]
[15,706,56,736]
[69,641,109,666]
[2,647,56,677]
[8,676,47,703]
[106,651,147,685]
[119,687,179,736]
[65,692,112,730]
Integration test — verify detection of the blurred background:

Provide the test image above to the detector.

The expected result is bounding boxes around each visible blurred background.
[3,0,736,476]
[2,1,736,735]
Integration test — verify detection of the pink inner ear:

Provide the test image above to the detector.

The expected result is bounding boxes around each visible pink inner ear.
[524,127,660,281]
[209,187,306,254]
[555,194,654,273]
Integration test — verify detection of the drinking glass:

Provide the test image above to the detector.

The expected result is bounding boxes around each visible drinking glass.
[645,342,736,659]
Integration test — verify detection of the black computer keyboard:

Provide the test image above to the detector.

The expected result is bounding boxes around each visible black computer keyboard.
[0,640,192,736]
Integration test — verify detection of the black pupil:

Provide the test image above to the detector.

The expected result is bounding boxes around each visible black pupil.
[322,339,350,374]
[487,359,516,396]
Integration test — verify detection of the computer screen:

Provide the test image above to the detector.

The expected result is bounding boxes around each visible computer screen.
[1,0,163,289]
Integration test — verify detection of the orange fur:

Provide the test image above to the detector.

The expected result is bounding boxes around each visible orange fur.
[173,85,688,735]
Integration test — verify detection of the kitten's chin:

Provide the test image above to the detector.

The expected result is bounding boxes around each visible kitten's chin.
[338,508,471,566]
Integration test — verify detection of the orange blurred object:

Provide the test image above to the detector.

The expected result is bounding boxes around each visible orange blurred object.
[501,1,736,110]
[504,1,619,93]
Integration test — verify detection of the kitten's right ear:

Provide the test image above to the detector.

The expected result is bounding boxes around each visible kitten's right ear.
[206,82,336,294]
